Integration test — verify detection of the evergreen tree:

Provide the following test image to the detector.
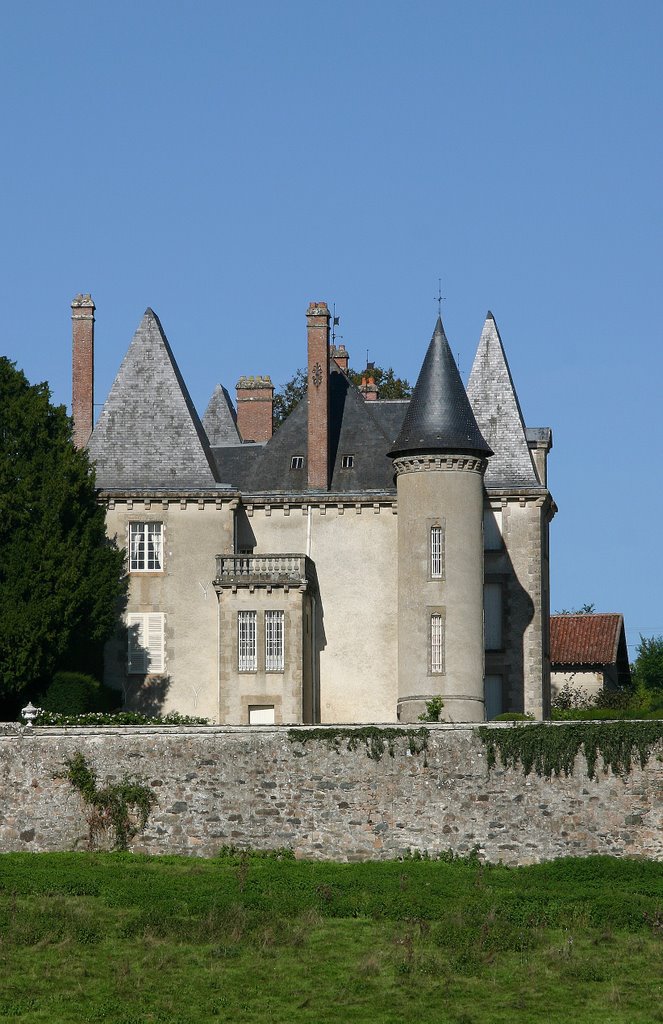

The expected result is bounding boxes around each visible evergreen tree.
[0,358,126,711]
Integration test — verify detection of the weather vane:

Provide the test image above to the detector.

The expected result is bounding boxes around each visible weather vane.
[435,278,445,316]
[331,303,341,345]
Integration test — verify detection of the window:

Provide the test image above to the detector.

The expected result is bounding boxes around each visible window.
[430,613,444,674]
[249,704,275,725]
[129,522,163,571]
[127,613,165,674]
[485,675,503,720]
[484,508,503,551]
[430,525,443,579]
[341,454,354,469]
[290,456,304,470]
[484,583,503,650]
[265,610,285,671]
[238,611,257,671]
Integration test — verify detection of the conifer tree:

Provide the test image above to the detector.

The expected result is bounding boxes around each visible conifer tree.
[0,358,125,710]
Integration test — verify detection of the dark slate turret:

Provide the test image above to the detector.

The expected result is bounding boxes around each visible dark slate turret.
[390,317,492,459]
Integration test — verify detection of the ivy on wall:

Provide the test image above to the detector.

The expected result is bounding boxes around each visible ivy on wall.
[287,726,429,762]
[63,752,157,851]
[477,721,663,780]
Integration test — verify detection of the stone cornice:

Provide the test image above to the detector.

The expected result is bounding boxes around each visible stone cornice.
[393,454,487,476]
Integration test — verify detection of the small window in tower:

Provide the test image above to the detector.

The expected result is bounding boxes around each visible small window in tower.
[430,613,445,674]
[430,525,444,579]
[341,454,354,469]
[291,456,304,470]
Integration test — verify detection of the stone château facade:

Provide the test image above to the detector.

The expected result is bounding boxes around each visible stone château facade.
[72,295,555,724]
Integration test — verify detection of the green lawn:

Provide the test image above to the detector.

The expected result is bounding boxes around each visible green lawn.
[0,852,661,1023]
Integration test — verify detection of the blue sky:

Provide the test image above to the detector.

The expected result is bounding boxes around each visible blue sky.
[1,1,661,657]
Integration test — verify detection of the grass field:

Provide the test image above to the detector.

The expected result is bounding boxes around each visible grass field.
[0,852,661,1023]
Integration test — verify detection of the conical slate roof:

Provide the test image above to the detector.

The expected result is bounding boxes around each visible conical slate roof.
[88,309,218,489]
[389,317,492,458]
[202,384,241,447]
[467,313,539,488]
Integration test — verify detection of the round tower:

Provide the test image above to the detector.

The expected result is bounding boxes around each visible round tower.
[390,317,492,723]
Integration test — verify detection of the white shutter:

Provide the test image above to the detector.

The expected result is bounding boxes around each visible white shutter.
[127,613,164,674]
[146,613,165,673]
[127,613,147,674]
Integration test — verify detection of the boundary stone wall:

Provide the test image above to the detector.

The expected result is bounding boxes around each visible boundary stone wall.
[1,724,661,864]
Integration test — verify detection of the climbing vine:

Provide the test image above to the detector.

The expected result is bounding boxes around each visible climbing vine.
[287,726,429,762]
[63,752,157,851]
[477,721,663,779]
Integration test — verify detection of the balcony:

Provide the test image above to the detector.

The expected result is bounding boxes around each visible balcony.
[214,554,313,590]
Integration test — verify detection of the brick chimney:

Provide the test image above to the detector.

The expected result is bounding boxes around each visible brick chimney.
[71,293,95,447]
[235,375,274,442]
[359,376,379,401]
[331,342,349,372]
[306,301,331,490]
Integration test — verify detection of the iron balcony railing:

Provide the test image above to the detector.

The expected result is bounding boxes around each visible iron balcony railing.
[214,554,312,588]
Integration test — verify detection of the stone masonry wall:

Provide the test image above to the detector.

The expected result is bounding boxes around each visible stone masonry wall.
[1,725,661,864]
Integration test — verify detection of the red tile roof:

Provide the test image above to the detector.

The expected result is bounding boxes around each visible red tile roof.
[550,614,624,666]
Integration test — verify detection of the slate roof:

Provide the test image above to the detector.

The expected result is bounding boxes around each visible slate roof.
[212,366,396,493]
[88,309,218,490]
[202,384,242,446]
[550,614,626,667]
[467,313,540,488]
[390,317,492,458]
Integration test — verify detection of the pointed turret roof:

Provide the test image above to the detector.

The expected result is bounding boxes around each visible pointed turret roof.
[467,313,539,488]
[389,316,492,458]
[202,384,241,447]
[88,309,218,489]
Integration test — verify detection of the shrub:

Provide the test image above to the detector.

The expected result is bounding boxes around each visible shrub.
[492,713,535,722]
[39,671,120,715]
[419,696,444,722]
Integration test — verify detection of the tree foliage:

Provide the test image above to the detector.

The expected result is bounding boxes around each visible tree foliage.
[631,635,663,693]
[272,363,411,429]
[272,368,308,429]
[348,365,411,400]
[0,358,126,707]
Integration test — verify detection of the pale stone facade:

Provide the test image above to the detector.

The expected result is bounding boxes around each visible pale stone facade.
[78,298,555,724]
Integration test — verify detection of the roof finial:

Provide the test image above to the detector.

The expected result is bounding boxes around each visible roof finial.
[435,278,445,317]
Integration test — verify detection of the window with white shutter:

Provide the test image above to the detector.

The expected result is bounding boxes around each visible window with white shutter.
[127,613,165,674]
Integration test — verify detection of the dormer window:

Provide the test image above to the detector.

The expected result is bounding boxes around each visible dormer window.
[341,454,354,469]
[290,456,304,470]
